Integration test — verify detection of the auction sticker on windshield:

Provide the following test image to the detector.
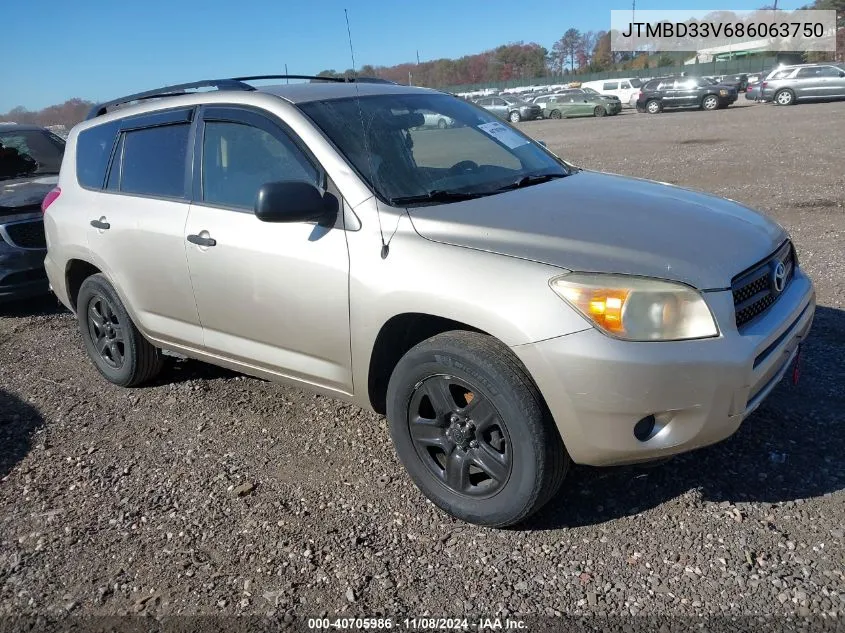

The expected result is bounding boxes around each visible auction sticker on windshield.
[477,121,529,149]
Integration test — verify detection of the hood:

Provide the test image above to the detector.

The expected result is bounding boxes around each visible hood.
[407,171,786,290]
[0,175,57,218]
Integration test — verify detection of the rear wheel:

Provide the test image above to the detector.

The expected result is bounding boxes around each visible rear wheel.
[646,99,661,114]
[549,109,562,119]
[702,95,719,110]
[77,274,164,387]
[386,331,568,527]
[774,89,795,106]
[593,106,606,117]
[437,118,449,129]
[509,110,521,123]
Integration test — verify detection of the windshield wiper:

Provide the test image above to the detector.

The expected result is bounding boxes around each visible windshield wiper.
[493,172,567,193]
[389,189,489,206]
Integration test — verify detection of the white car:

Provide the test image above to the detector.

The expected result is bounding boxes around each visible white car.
[420,112,455,129]
[581,78,643,107]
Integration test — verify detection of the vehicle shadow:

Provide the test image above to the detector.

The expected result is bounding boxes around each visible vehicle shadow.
[0,293,66,318]
[0,389,45,480]
[524,305,845,530]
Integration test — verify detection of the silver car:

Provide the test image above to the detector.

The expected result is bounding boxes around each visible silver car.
[44,76,815,527]
[761,63,845,105]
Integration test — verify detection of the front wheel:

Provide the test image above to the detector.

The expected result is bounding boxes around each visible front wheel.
[702,95,719,110]
[509,111,521,123]
[593,106,606,117]
[77,274,164,387]
[386,331,569,527]
[437,118,449,129]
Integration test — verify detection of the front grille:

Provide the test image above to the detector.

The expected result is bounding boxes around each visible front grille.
[732,241,795,328]
[3,220,46,249]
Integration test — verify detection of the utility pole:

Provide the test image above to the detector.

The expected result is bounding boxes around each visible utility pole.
[285,64,289,83]
[409,71,413,86]
[416,50,420,65]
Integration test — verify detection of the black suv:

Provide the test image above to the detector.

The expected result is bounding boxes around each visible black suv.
[636,76,738,114]
[0,124,65,303]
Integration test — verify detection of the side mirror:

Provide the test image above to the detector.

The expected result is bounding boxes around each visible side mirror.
[840,71,845,78]
[254,181,332,223]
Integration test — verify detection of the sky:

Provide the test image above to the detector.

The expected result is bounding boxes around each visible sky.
[0,0,806,112]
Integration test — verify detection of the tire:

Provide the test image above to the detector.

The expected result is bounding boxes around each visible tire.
[508,110,521,123]
[386,331,569,527]
[702,95,719,110]
[549,109,562,119]
[645,99,661,114]
[76,274,164,387]
[593,106,606,117]
[774,89,795,106]
[437,118,448,129]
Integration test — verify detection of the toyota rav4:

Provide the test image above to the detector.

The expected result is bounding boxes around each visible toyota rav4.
[43,76,815,527]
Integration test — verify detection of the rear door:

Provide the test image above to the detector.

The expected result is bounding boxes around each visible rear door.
[86,109,203,347]
[793,66,825,98]
[184,106,352,392]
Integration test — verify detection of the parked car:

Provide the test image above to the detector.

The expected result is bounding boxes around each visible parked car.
[535,90,621,118]
[745,83,763,102]
[45,75,815,527]
[475,96,541,122]
[636,76,738,113]
[580,78,643,107]
[721,74,749,92]
[418,112,456,129]
[0,124,65,303]
[760,63,845,105]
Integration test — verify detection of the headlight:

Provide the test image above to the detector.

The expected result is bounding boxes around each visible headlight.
[550,273,718,341]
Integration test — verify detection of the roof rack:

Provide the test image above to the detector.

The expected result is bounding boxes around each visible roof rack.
[86,74,398,119]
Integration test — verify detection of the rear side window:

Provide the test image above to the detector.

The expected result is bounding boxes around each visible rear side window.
[603,82,619,90]
[76,122,119,189]
[120,124,190,198]
[644,79,662,90]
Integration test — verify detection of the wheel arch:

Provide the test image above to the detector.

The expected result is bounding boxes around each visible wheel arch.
[366,313,489,414]
[65,258,103,313]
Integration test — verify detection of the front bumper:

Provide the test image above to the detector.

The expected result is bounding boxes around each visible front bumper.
[513,267,815,466]
[0,226,48,303]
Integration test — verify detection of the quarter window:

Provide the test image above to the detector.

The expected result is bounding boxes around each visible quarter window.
[120,124,190,198]
[201,121,318,209]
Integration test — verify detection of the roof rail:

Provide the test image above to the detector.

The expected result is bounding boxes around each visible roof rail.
[86,78,255,120]
[86,74,401,120]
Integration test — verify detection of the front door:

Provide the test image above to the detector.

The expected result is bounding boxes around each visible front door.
[184,107,353,393]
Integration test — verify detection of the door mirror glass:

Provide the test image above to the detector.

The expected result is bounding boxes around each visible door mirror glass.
[254,181,334,223]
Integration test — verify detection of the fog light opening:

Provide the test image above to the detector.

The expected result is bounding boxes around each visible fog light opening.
[633,415,657,442]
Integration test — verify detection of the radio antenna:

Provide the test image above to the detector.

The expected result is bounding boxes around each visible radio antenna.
[345,9,390,259]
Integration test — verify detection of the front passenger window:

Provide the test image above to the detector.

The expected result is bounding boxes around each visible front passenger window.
[201,121,318,209]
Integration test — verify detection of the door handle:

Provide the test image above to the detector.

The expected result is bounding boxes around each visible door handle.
[90,219,110,230]
[187,234,217,247]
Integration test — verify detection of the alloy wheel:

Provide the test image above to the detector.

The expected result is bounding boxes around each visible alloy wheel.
[87,295,125,369]
[407,374,512,498]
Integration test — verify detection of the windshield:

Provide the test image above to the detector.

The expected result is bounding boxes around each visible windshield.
[299,93,570,206]
[582,87,599,95]
[0,129,65,181]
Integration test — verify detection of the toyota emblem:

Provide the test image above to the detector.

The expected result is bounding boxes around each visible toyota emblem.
[772,260,787,293]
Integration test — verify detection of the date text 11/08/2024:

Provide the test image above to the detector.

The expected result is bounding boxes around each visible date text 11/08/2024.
[306,617,527,630]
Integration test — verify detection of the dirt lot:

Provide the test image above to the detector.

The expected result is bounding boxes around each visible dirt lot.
[1,100,844,631]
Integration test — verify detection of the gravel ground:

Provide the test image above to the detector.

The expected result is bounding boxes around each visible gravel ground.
[1,100,844,632]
